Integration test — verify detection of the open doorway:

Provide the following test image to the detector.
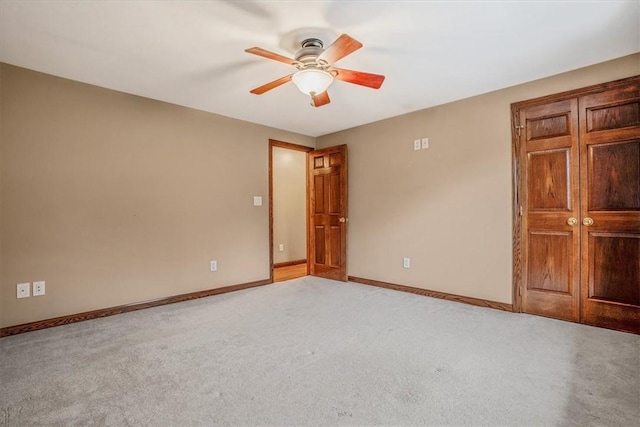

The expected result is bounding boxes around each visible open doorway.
[269,140,313,282]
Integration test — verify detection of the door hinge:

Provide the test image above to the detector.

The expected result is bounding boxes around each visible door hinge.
[519,205,523,216]
[516,124,524,137]
[519,286,522,296]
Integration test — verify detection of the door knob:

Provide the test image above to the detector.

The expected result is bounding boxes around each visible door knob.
[583,217,594,226]
[567,217,578,226]
[339,217,347,223]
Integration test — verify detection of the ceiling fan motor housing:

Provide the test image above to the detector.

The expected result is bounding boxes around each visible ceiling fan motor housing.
[295,38,326,67]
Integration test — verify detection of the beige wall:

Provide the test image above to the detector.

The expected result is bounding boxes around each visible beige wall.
[0,64,314,328]
[273,147,307,264]
[2,54,638,329]
[317,53,640,304]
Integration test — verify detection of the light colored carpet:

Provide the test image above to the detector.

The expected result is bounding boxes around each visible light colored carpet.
[1,276,638,426]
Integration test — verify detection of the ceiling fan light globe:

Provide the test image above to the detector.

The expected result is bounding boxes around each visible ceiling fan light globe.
[292,69,333,96]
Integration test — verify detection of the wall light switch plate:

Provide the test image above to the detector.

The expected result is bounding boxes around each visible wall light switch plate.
[278,244,284,252]
[403,257,411,269]
[33,281,46,296]
[253,196,263,206]
[17,283,30,298]
[413,139,421,150]
[421,138,429,149]
[210,260,217,272]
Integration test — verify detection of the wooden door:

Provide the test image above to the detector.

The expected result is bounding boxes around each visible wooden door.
[514,76,640,334]
[579,82,640,333]
[308,145,348,281]
[519,99,581,322]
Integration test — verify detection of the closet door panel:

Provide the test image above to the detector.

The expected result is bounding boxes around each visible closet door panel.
[579,80,640,334]
[519,99,581,322]
[589,141,640,210]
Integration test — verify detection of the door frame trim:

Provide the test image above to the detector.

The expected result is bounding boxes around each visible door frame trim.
[510,75,639,313]
[268,139,313,282]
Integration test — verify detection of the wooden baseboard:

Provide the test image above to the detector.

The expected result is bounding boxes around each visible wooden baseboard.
[0,279,272,338]
[348,276,513,312]
[273,259,307,268]
[1,276,512,337]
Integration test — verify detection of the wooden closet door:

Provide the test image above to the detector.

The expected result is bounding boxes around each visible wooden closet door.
[579,81,640,333]
[519,99,581,321]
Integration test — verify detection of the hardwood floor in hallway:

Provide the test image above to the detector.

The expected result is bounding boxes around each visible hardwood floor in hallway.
[274,263,307,282]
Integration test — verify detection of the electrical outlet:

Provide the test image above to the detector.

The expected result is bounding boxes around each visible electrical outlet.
[403,257,411,269]
[413,139,421,150]
[33,281,46,296]
[278,244,284,252]
[421,137,429,149]
[210,260,217,272]
[17,283,30,298]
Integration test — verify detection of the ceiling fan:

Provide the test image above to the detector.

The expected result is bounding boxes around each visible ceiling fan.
[245,34,385,107]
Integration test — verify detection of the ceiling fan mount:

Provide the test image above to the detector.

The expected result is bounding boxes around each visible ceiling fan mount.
[245,33,385,108]
[279,27,336,54]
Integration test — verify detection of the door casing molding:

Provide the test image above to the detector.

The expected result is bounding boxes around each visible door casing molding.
[268,139,313,282]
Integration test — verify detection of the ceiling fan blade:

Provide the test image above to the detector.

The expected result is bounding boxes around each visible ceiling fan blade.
[318,34,363,65]
[332,68,385,89]
[245,47,301,66]
[311,91,330,107]
[250,74,293,95]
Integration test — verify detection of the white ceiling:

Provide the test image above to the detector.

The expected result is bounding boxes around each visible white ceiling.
[1,1,638,137]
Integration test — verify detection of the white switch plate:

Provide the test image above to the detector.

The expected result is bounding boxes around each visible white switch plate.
[17,283,30,298]
[413,139,421,150]
[278,244,284,252]
[253,196,262,206]
[210,260,217,272]
[33,281,46,296]
[403,257,411,269]
[421,138,429,149]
